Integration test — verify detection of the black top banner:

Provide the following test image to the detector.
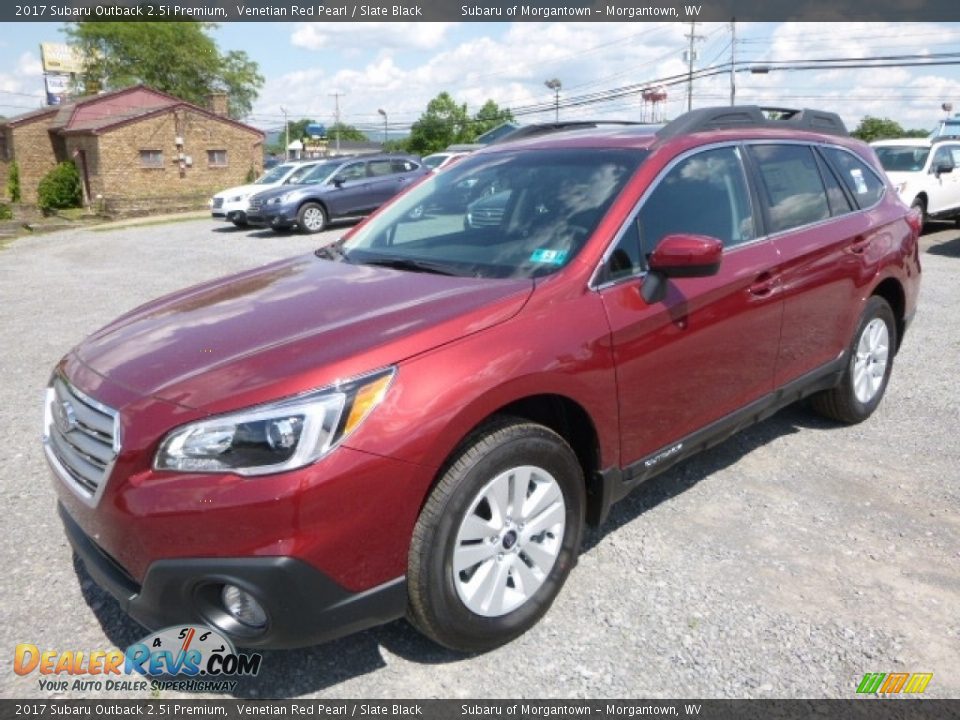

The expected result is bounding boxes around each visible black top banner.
[4,0,960,22]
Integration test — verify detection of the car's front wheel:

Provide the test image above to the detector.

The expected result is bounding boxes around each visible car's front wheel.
[407,418,585,653]
[297,202,327,234]
[811,296,896,424]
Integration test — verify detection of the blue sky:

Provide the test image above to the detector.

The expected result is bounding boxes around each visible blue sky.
[2,22,960,135]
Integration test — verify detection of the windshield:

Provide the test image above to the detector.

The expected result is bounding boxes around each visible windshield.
[255,163,297,184]
[341,148,646,279]
[874,146,930,172]
[288,161,341,185]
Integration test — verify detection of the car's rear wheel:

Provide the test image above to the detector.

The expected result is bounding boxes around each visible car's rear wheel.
[811,296,896,424]
[407,418,584,653]
[297,203,327,234]
[231,218,248,228]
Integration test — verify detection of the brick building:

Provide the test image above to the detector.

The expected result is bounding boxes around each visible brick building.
[0,85,263,214]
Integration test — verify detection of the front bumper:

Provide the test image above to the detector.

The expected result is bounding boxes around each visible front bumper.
[59,503,407,649]
[247,205,297,229]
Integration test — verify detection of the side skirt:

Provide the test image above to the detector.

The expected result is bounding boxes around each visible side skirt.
[587,354,846,527]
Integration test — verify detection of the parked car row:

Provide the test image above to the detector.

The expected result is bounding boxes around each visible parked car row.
[210,152,466,234]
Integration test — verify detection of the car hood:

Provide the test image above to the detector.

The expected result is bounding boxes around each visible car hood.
[75,255,533,413]
[213,183,277,200]
[250,184,311,202]
[882,171,918,187]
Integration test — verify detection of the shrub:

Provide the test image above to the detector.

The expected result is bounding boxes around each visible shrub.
[37,161,82,212]
[245,165,257,183]
[8,160,21,203]
[0,202,11,220]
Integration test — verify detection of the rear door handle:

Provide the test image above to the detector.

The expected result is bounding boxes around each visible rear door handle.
[849,236,870,254]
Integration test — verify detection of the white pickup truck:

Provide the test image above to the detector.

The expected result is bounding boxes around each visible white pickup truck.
[872,137,960,225]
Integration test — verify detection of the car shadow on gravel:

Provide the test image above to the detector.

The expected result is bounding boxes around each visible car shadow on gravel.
[72,402,840,698]
[927,234,960,258]
[581,402,835,554]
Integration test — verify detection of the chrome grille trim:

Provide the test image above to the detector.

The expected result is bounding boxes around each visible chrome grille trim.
[211,197,224,209]
[43,376,120,508]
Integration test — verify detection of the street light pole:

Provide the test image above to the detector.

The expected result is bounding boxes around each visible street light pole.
[377,108,388,146]
[544,78,561,122]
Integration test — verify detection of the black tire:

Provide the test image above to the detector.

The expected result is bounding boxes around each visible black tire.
[407,417,585,653]
[811,296,897,424]
[231,218,248,228]
[911,197,927,229]
[296,202,327,234]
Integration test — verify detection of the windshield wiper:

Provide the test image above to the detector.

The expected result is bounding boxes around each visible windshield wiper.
[361,256,458,276]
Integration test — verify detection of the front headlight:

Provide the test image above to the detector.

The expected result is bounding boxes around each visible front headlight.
[154,369,394,475]
[269,191,298,205]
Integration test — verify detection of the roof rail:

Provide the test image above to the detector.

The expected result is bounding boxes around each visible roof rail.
[492,120,646,145]
[656,105,849,140]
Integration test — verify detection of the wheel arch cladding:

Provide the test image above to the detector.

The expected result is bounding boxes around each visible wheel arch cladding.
[424,394,603,526]
[871,277,906,352]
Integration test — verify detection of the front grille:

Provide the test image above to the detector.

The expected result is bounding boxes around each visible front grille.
[248,197,263,210]
[468,208,505,228]
[43,377,120,506]
[211,197,224,209]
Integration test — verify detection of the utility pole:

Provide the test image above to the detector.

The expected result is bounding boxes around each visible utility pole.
[684,21,704,112]
[328,92,344,154]
[281,106,289,160]
[545,79,561,122]
[729,18,737,106]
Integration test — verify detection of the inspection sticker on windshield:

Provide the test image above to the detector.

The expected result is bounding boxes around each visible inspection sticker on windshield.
[530,249,568,265]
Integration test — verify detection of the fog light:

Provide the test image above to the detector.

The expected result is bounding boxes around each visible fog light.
[221,585,267,629]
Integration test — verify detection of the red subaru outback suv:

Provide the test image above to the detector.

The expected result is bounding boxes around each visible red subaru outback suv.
[44,107,921,652]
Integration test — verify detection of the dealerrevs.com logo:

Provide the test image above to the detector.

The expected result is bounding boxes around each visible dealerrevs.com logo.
[15,625,262,693]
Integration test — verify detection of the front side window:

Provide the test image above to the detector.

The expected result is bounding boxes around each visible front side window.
[931,145,956,171]
[340,148,645,279]
[822,147,885,209]
[601,146,754,283]
[749,145,830,233]
[336,162,366,182]
[140,149,164,169]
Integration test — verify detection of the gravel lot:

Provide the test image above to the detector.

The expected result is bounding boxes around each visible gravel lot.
[1,217,958,700]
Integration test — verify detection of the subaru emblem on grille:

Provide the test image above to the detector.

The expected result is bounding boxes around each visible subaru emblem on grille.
[53,399,78,435]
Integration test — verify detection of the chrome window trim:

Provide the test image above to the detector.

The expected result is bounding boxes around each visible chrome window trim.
[42,374,121,508]
[589,139,887,292]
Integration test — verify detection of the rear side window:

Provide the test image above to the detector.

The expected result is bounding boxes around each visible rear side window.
[815,153,854,217]
[367,160,394,177]
[748,145,830,233]
[822,147,885,209]
[392,159,418,173]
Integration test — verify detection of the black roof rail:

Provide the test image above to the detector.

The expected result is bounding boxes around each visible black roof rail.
[491,120,646,145]
[656,105,849,140]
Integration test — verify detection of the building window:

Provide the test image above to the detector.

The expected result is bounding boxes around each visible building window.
[207,150,228,167]
[140,149,164,169]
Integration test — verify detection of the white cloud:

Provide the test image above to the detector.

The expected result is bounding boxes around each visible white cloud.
[291,22,457,51]
[17,51,43,78]
[249,22,960,139]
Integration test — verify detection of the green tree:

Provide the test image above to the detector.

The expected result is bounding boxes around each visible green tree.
[64,22,264,119]
[470,100,514,139]
[407,92,471,155]
[851,116,908,143]
[327,122,368,142]
[8,160,21,203]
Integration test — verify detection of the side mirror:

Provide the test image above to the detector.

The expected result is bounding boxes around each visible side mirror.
[935,162,954,175]
[641,234,723,304]
[332,177,345,187]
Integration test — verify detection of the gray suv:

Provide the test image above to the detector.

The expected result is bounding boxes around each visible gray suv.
[246,154,428,233]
